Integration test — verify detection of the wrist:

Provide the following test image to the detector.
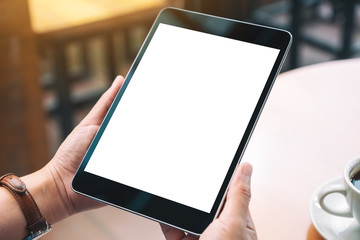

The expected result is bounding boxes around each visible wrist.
[0,172,55,240]
[0,186,28,240]
[21,167,69,225]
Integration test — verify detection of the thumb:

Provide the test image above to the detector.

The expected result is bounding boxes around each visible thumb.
[79,75,124,127]
[220,162,253,219]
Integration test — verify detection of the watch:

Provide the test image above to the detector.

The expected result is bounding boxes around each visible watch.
[0,173,52,240]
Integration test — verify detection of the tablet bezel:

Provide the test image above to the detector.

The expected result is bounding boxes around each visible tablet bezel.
[72,7,292,235]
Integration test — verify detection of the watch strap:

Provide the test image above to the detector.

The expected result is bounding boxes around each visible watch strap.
[0,173,51,239]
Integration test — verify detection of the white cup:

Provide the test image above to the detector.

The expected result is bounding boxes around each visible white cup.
[318,157,360,223]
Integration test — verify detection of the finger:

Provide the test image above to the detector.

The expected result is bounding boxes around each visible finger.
[160,224,186,240]
[220,162,253,220]
[79,75,124,127]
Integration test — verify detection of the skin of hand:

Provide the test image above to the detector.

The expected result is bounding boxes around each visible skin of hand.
[43,75,125,222]
[0,76,124,240]
[160,162,257,240]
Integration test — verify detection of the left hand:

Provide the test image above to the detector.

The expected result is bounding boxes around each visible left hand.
[44,76,124,222]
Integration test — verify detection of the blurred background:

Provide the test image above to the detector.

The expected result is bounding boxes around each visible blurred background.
[0,0,359,239]
[1,0,360,176]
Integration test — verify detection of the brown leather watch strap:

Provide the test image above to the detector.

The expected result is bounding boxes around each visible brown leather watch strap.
[0,173,49,235]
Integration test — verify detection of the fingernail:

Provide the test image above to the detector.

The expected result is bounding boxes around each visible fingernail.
[112,75,123,86]
[241,162,253,178]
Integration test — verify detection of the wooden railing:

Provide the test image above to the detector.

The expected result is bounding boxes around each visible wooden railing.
[36,6,167,139]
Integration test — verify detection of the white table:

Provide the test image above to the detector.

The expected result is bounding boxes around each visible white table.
[243,58,360,240]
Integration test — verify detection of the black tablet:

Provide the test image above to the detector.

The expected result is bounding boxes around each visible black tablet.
[72,7,292,235]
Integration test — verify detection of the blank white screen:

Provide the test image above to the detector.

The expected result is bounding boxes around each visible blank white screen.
[85,23,279,213]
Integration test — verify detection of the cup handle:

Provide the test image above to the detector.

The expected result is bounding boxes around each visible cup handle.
[318,184,352,217]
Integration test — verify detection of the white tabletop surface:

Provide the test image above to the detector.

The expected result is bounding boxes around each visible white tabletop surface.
[242,58,360,240]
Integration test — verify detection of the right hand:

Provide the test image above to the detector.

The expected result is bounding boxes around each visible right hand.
[161,162,257,240]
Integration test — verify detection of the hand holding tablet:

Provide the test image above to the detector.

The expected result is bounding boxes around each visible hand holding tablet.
[72,7,292,235]
[161,162,256,239]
